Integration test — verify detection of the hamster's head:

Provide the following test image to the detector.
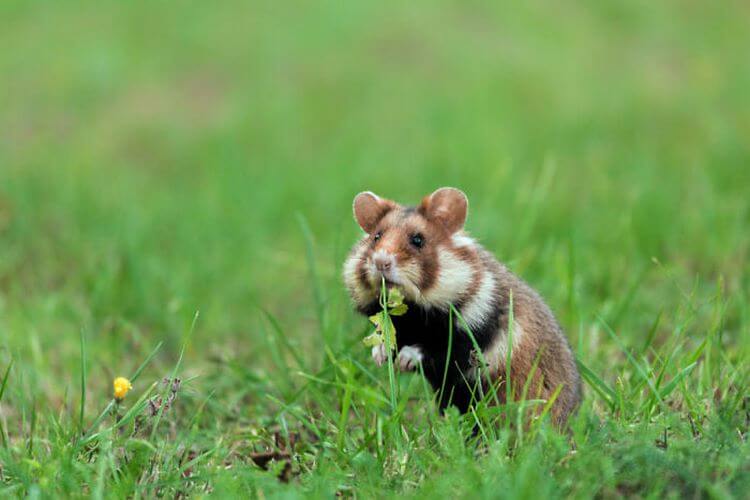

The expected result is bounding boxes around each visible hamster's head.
[343,187,478,311]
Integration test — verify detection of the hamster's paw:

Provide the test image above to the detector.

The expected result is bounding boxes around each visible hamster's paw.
[371,344,388,367]
[397,346,423,372]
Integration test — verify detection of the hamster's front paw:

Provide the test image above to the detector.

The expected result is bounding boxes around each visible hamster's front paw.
[397,345,423,372]
[371,344,388,367]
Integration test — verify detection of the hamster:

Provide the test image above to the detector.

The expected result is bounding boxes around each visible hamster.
[343,187,581,426]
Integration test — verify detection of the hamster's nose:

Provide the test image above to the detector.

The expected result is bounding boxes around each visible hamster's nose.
[373,253,394,273]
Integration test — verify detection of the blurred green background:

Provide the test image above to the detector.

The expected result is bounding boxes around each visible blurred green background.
[0,0,749,495]
[4,0,748,360]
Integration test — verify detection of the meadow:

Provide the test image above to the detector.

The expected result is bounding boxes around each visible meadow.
[1,0,749,497]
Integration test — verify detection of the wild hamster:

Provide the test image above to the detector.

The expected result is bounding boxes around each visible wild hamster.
[343,187,581,426]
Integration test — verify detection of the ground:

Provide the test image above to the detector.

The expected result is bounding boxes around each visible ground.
[0,0,749,497]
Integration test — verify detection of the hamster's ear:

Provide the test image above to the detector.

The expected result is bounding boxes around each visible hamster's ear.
[353,191,395,233]
[420,187,468,234]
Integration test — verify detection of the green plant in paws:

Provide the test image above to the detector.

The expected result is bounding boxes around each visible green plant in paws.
[363,279,408,351]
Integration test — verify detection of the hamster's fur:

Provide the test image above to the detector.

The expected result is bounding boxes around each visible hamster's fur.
[343,187,581,426]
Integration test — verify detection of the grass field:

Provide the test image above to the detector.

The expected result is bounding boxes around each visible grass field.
[1,0,749,497]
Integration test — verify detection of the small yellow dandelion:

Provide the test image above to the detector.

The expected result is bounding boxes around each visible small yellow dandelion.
[113,377,132,401]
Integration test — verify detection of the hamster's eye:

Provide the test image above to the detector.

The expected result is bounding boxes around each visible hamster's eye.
[373,231,382,241]
[410,233,424,249]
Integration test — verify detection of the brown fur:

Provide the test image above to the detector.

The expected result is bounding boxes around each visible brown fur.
[481,266,582,425]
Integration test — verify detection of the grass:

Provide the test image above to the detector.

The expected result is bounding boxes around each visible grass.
[1,0,749,497]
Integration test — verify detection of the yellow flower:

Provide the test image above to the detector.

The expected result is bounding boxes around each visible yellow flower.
[113,377,132,401]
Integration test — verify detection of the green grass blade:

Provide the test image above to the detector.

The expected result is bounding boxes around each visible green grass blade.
[258,306,307,372]
[656,362,697,402]
[79,329,87,435]
[0,360,12,448]
[297,213,326,337]
[80,340,163,441]
[380,280,398,414]
[641,310,663,355]
[130,341,164,383]
[150,311,199,441]
[438,306,454,409]
[450,305,501,407]
[598,315,664,408]
[505,291,515,431]
[576,359,615,410]
[0,360,11,405]
[80,381,160,446]
[609,266,648,328]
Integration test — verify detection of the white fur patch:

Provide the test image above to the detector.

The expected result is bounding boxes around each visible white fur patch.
[392,261,423,302]
[459,269,497,329]
[451,233,476,248]
[419,248,474,307]
[343,242,375,306]
[474,320,525,379]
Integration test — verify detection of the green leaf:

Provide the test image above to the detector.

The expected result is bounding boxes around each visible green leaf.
[363,332,383,347]
[386,288,405,308]
[369,312,386,330]
[382,315,396,351]
[389,304,408,316]
[364,286,406,352]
